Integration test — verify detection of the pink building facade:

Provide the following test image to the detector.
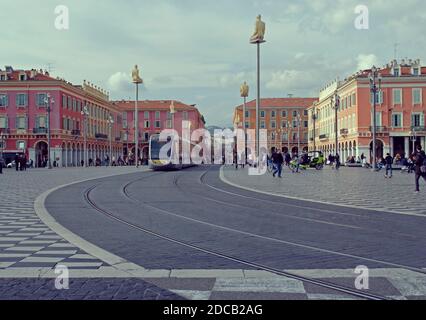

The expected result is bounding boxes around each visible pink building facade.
[0,66,123,167]
[309,59,426,161]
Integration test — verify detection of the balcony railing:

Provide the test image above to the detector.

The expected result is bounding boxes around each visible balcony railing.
[71,129,81,136]
[95,133,108,140]
[33,127,48,134]
[369,126,388,132]
[411,126,426,132]
[0,128,10,134]
[340,128,349,135]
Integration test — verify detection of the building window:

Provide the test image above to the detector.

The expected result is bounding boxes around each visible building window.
[271,111,276,118]
[155,120,161,128]
[281,121,287,128]
[16,93,28,107]
[393,68,400,77]
[16,116,27,129]
[352,93,356,106]
[68,97,72,109]
[281,110,287,117]
[303,110,308,116]
[245,122,249,129]
[144,132,149,141]
[413,88,422,105]
[72,98,76,112]
[260,120,265,129]
[0,94,8,107]
[393,89,402,105]
[144,111,150,119]
[245,111,250,118]
[166,120,172,129]
[371,111,382,127]
[260,110,265,118]
[292,132,298,141]
[183,111,189,120]
[144,121,150,128]
[412,113,424,128]
[0,116,7,128]
[292,110,298,117]
[155,111,160,119]
[413,67,420,76]
[304,121,308,128]
[16,141,26,150]
[391,113,402,128]
[271,132,275,141]
[36,93,48,106]
[282,132,288,141]
[36,115,47,128]
[271,120,276,129]
[292,120,298,128]
[62,95,67,108]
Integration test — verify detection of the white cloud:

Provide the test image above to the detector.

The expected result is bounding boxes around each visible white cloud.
[356,54,379,71]
[107,72,133,92]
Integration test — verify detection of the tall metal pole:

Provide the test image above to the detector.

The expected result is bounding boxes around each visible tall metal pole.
[135,83,139,168]
[297,113,301,155]
[334,92,339,157]
[109,123,112,167]
[243,96,247,162]
[287,121,290,154]
[312,109,316,151]
[372,85,377,170]
[46,95,53,169]
[84,115,87,167]
[256,42,260,167]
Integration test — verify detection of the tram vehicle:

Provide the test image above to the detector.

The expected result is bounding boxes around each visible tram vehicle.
[149,133,199,171]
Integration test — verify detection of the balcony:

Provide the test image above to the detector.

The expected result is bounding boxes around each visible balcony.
[71,129,81,136]
[115,137,121,142]
[369,126,388,133]
[33,127,48,134]
[0,128,10,135]
[411,126,426,132]
[95,133,108,140]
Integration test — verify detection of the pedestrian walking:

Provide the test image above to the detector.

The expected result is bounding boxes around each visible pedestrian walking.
[384,153,393,178]
[0,157,3,174]
[335,153,341,170]
[272,150,284,178]
[414,146,426,193]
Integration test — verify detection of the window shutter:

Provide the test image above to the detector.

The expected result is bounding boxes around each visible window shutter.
[421,113,425,127]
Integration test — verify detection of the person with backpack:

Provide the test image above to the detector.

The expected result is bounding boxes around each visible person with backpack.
[414,146,426,193]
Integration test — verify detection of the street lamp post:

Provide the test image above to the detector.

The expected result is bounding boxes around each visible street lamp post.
[297,112,301,155]
[240,82,249,163]
[287,120,291,154]
[44,93,54,169]
[132,65,143,168]
[369,66,382,170]
[411,130,417,153]
[170,100,176,131]
[81,104,89,167]
[250,15,266,168]
[312,108,317,151]
[332,90,340,157]
[107,114,114,167]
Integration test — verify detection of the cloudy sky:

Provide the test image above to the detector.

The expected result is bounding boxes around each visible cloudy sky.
[2,0,426,126]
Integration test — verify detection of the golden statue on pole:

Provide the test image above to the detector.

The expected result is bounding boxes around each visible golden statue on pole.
[132,65,143,84]
[250,15,266,43]
[240,81,249,98]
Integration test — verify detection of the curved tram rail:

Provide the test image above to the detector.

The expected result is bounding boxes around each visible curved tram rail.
[81,172,399,301]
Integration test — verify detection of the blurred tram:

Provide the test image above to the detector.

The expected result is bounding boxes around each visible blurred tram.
[149,134,198,171]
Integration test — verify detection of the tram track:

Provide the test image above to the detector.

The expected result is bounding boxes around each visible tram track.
[78,167,426,300]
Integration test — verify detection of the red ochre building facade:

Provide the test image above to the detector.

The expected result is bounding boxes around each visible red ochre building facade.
[0,66,205,167]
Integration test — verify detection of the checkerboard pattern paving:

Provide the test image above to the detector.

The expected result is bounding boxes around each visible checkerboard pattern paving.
[0,167,143,271]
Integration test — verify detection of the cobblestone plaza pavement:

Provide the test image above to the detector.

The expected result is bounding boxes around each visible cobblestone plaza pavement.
[1,166,426,300]
[222,166,426,216]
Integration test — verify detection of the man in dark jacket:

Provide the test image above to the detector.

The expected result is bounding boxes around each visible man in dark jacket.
[414,146,426,193]
[272,150,284,178]
[14,154,19,171]
[384,153,394,178]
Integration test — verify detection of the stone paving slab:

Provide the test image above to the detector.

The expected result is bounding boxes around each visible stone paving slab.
[0,167,147,271]
[221,166,426,216]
